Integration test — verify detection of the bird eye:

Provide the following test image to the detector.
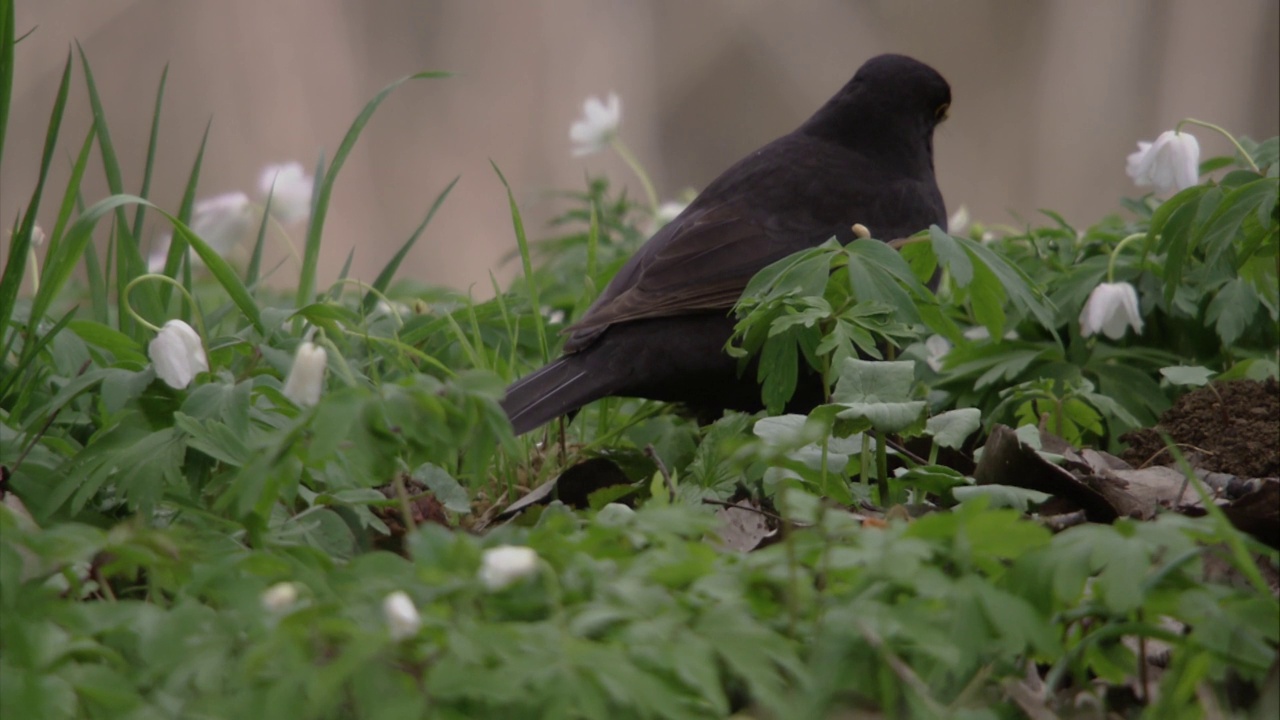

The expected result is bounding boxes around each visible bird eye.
[934,102,950,121]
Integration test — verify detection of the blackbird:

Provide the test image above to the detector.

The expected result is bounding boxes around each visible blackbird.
[502,54,950,435]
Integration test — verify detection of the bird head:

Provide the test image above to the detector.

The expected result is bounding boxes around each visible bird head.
[801,54,951,164]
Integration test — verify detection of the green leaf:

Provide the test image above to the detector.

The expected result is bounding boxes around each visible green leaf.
[925,408,981,449]
[951,232,1056,331]
[894,464,970,497]
[953,485,1050,511]
[830,358,925,433]
[757,331,799,414]
[929,226,972,286]
[1199,177,1278,269]
[1205,277,1259,347]
[1159,365,1215,387]
[411,463,472,514]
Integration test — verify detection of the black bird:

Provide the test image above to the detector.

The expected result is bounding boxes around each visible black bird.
[502,54,950,435]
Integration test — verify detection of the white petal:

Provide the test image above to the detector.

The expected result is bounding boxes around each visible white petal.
[148,320,208,389]
[382,591,421,641]
[191,191,255,255]
[923,335,951,372]
[258,162,314,225]
[1080,282,1142,340]
[947,205,969,235]
[1170,132,1200,192]
[569,92,621,156]
[261,582,299,612]
[479,545,539,591]
[282,342,327,407]
[1126,131,1200,196]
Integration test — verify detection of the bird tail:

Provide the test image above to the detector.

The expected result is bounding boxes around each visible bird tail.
[500,355,613,436]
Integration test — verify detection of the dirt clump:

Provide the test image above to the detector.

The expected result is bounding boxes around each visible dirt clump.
[1121,378,1279,478]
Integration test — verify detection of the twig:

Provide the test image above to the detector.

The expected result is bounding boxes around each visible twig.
[883,436,929,466]
[1002,678,1061,720]
[855,620,945,717]
[1040,509,1088,533]
[700,498,785,524]
[948,663,994,712]
[391,473,416,536]
[557,415,568,462]
[1137,609,1149,705]
[1137,443,1214,469]
[644,444,676,502]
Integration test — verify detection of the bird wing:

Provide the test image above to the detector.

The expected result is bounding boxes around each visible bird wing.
[563,200,807,350]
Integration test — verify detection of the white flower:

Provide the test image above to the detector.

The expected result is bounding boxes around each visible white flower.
[479,545,539,591]
[947,205,970,235]
[382,591,421,641]
[653,201,688,228]
[261,582,299,612]
[258,161,314,225]
[148,320,208,389]
[282,341,327,407]
[923,334,952,372]
[962,326,1018,341]
[1126,130,1200,196]
[1079,282,1144,339]
[570,92,621,157]
[190,191,256,255]
[31,225,46,247]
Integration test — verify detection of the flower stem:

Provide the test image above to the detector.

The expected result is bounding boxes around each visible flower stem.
[124,274,205,336]
[26,247,40,294]
[1106,232,1147,282]
[610,138,659,211]
[125,275,212,369]
[1176,118,1261,174]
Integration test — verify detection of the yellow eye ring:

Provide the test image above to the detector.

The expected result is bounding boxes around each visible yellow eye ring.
[934,102,950,121]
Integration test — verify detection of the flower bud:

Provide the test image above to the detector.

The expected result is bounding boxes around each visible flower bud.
[149,320,208,389]
[382,591,421,640]
[570,93,621,157]
[479,545,540,591]
[1126,130,1200,196]
[282,341,327,406]
[261,582,299,613]
[258,162,314,225]
[1079,282,1144,339]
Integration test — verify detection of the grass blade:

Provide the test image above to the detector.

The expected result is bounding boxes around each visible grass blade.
[492,161,549,363]
[0,48,73,361]
[0,0,14,170]
[76,43,154,333]
[244,190,273,289]
[167,210,265,334]
[160,118,211,309]
[295,71,450,309]
[0,308,76,402]
[362,175,459,312]
[131,64,168,240]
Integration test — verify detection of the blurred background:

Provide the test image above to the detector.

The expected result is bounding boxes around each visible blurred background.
[4,0,1278,295]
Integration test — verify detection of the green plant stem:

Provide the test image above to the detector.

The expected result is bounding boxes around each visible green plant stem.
[26,245,39,294]
[818,436,830,497]
[124,272,207,341]
[1176,118,1261,173]
[1105,232,1146,283]
[860,435,871,487]
[610,138,659,211]
[875,430,889,505]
